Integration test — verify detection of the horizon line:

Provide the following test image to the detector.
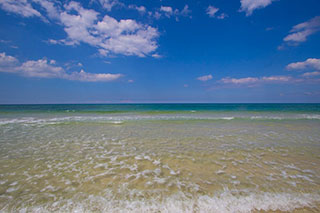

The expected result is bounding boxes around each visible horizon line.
[1,102,320,105]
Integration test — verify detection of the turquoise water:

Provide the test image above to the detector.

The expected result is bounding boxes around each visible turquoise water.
[1,103,320,113]
[0,104,320,212]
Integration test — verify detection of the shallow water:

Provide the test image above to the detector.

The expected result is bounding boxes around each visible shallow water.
[0,104,320,212]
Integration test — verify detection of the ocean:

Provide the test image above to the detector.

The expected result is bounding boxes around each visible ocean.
[0,104,320,212]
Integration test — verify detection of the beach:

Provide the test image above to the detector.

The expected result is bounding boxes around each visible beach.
[0,104,320,212]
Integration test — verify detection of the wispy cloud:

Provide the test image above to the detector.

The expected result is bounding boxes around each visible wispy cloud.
[0,39,10,44]
[0,52,123,82]
[221,77,259,84]
[197,74,213,81]
[221,75,292,85]
[206,6,227,19]
[286,58,320,70]
[0,0,42,18]
[151,53,162,59]
[66,70,123,82]
[32,0,60,20]
[154,5,191,20]
[283,16,320,45]
[287,58,320,78]
[96,0,120,11]
[261,76,292,82]
[0,52,18,67]
[160,6,173,17]
[302,71,320,77]
[239,0,275,16]
[128,5,146,14]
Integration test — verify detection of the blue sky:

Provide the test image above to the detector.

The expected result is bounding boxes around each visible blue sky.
[0,0,320,103]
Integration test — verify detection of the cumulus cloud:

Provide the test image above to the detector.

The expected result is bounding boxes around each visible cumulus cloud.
[239,0,275,16]
[0,52,122,82]
[286,58,320,71]
[197,74,213,81]
[283,16,320,45]
[19,59,65,78]
[0,1,159,57]
[55,1,159,57]
[206,6,227,19]
[221,75,292,84]
[59,2,100,47]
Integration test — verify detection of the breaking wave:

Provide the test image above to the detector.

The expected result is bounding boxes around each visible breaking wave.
[1,114,320,126]
[10,191,320,213]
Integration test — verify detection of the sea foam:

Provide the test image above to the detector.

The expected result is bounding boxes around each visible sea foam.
[13,191,320,213]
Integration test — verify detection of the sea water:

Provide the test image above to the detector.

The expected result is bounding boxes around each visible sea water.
[0,104,320,212]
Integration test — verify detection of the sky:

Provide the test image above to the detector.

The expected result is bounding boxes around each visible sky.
[0,0,320,104]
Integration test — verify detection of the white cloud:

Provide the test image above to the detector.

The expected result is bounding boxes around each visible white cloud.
[206,5,227,19]
[153,11,161,20]
[0,52,123,82]
[32,0,60,20]
[0,39,10,43]
[197,74,213,81]
[283,16,320,45]
[217,13,228,20]
[66,70,122,82]
[97,0,119,11]
[60,2,100,46]
[151,53,162,58]
[0,0,62,21]
[206,6,219,17]
[160,6,173,17]
[19,59,64,78]
[286,58,320,70]
[0,52,18,66]
[239,0,275,16]
[129,5,146,14]
[302,71,320,77]
[0,1,159,57]
[221,77,258,84]
[0,0,42,18]
[221,75,292,84]
[180,5,191,17]
[154,5,191,20]
[55,1,159,57]
[261,76,292,82]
